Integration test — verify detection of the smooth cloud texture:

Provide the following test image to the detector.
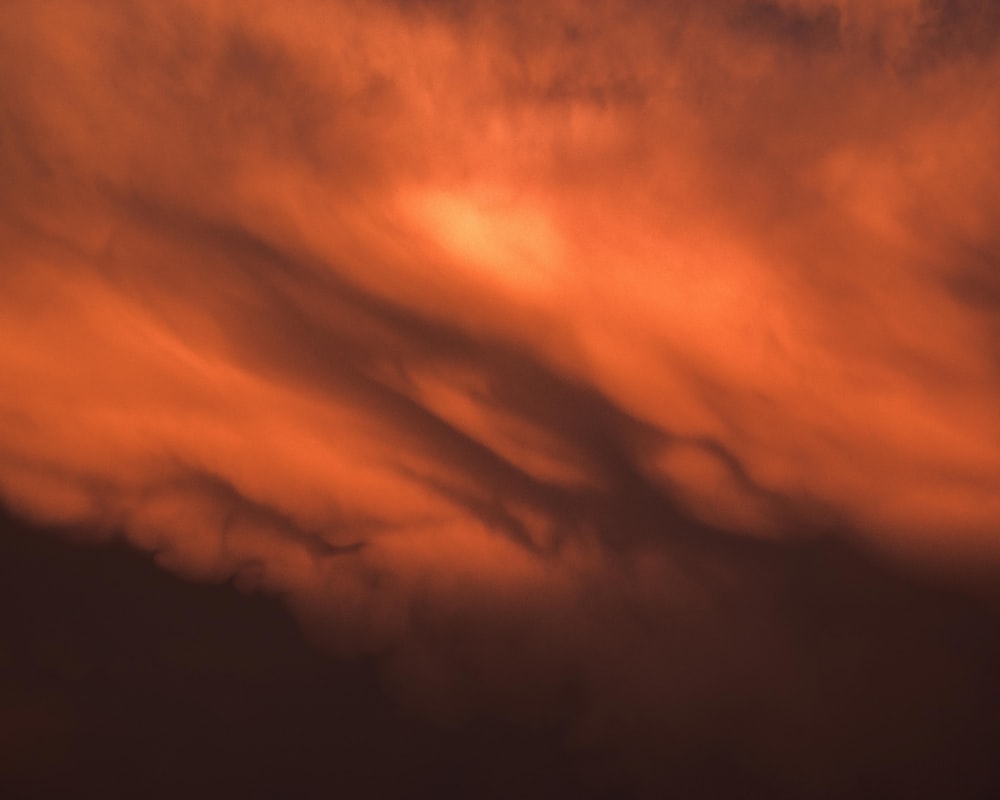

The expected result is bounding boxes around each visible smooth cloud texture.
[2,0,1000,794]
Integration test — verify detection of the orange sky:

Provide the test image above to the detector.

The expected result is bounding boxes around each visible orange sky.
[2,0,1000,789]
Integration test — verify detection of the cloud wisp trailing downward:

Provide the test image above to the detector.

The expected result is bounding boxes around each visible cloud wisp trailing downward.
[2,0,1000,794]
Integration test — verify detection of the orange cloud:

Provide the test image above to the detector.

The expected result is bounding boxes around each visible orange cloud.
[2,0,1000,791]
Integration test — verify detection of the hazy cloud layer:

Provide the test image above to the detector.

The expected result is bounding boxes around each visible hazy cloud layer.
[2,1,999,794]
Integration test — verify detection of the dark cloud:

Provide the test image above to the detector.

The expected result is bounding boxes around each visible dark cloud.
[732,1,843,50]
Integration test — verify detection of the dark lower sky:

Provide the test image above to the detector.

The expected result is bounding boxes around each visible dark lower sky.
[4,507,1000,799]
[0,509,611,800]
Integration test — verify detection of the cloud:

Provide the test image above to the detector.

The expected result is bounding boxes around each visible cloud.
[1,0,999,793]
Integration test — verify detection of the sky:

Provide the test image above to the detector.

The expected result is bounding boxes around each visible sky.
[1,1,999,797]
